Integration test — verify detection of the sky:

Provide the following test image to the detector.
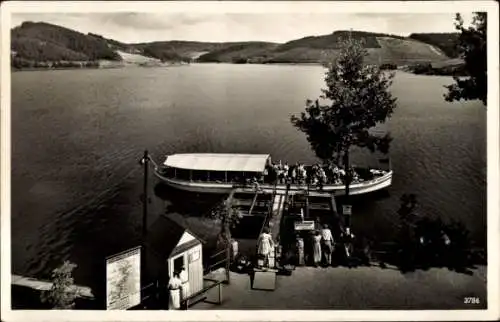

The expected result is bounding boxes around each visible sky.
[10,12,475,44]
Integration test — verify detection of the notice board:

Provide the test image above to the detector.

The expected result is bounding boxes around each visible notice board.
[106,246,141,310]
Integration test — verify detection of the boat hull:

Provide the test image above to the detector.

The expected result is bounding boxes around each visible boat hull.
[154,170,392,196]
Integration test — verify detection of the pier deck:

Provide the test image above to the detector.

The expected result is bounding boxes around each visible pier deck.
[11,274,95,299]
[233,186,335,197]
[232,185,342,270]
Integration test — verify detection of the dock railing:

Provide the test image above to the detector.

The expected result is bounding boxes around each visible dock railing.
[180,278,224,309]
[204,247,231,278]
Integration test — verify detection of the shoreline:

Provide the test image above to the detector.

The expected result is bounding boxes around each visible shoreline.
[11,63,190,72]
[11,61,463,77]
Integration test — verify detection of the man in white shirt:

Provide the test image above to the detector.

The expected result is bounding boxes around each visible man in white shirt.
[179,266,190,302]
[321,224,334,265]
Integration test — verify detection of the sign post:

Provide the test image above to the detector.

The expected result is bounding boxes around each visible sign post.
[294,220,315,231]
[106,246,142,310]
[342,205,352,228]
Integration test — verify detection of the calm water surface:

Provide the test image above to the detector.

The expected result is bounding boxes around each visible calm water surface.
[11,64,486,289]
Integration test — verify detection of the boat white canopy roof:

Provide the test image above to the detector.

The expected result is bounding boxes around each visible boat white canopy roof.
[164,153,270,172]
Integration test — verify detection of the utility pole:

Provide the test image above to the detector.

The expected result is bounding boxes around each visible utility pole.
[140,150,149,306]
[142,150,149,240]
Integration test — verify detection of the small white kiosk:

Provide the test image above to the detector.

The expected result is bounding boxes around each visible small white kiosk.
[145,215,204,309]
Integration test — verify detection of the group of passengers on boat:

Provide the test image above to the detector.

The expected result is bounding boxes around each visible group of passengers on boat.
[263,160,362,187]
[158,154,387,190]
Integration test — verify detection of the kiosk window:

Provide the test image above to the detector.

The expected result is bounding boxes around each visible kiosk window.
[173,256,184,273]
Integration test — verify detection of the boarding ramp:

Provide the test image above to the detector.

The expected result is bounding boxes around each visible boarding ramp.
[252,183,289,291]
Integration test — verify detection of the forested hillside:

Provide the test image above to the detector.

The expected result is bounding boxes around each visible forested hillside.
[11,22,462,73]
[408,33,460,58]
[197,30,450,65]
[12,22,122,62]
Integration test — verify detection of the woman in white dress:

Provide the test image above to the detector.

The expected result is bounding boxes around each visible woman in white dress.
[313,230,323,267]
[257,227,275,268]
[168,272,182,310]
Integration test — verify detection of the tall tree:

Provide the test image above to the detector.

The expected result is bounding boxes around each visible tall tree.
[444,12,487,106]
[290,36,397,198]
[41,261,79,309]
[209,193,242,283]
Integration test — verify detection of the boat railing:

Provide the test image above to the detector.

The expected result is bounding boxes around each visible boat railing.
[155,161,390,189]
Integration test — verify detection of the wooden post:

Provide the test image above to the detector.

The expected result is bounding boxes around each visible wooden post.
[218,282,223,304]
[305,186,310,219]
[225,245,231,284]
[344,150,350,199]
[142,150,149,241]
[141,150,149,305]
[343,150,352,230]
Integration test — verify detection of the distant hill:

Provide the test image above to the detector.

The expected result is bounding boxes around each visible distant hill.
[197,42,279,63]
[131,41,221,62]
[197,30,451,65]
[275,30,405,51]
[87,32,132,52]
[12,21,122,62]
[408,33,460,58]
[10,22,462,73]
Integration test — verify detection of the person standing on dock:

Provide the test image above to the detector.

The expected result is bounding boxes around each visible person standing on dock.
[283,162,289,183]
[313,230,323,267]
[257,227,275,268]
[290,166,297,184]
[296,234,305,266]
[342,228,355,257]
[321,224,335,266]
[179,266,190,304]
[168,272,182,310]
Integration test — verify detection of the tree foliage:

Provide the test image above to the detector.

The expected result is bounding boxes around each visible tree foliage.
[209,194,242,246]
[11,21,122,63]
[444,12,487,106]
[408,33,460,58]
[290,36,397,178]
[41,261,78,309]
[392,194,478,271]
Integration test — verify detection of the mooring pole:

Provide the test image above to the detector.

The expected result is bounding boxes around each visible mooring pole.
[141,150,149,306]
[142,149,149,240]
[343,151,351,229]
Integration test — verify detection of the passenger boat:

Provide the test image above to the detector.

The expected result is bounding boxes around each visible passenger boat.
[152,153,392,195]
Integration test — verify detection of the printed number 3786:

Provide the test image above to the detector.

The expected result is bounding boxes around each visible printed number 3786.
[464,297,480,304]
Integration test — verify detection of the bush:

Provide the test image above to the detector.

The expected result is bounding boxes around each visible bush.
[41,261,78,309]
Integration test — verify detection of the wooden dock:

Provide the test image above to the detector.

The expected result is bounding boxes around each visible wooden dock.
[268,191,286,268]
[11,274,95,299]
[234,185,333,197]
[234,184,343,268]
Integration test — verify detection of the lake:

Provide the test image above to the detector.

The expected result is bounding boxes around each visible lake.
[11,64,486,290]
